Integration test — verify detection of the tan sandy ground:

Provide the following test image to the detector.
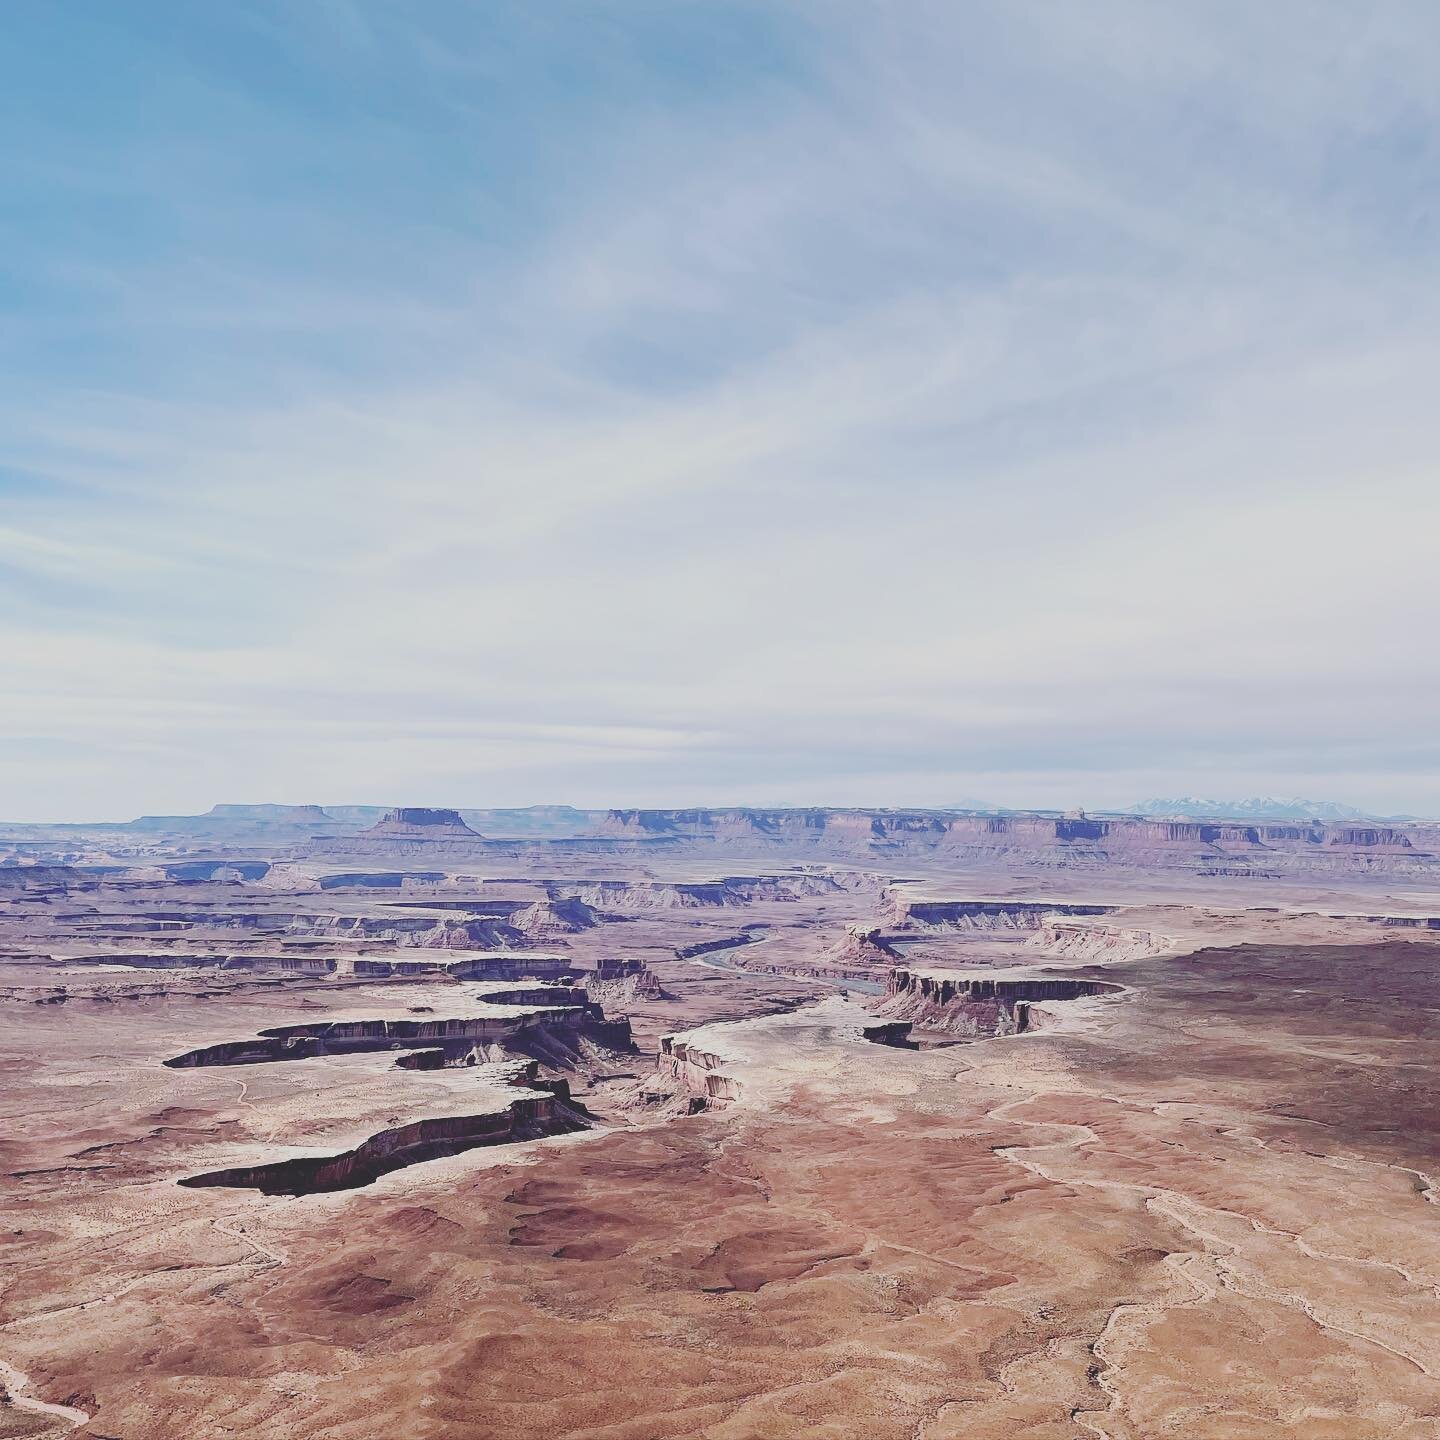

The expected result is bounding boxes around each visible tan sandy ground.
[4,865,1440,1437]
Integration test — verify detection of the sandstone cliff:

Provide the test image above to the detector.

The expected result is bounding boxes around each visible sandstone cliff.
[875,969,1118,1037]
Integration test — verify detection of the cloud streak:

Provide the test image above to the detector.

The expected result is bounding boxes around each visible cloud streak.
[2,1,1439,818]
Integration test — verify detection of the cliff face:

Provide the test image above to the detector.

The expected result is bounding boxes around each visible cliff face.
[1027,922,1171,962]
[0,865,87,893]
[285,914,524,949]
[569,874,843,910]
[824,924,901,967]
[876,969,1118,1037]
[588,809,1439,875]
[585,957,665,1007]
[887,896,1118,929]
[656,1035,743,1103]
[511,896,600,937]
[179,1091,586,1195]
[165,994,632,1069]
[361,808,483,839]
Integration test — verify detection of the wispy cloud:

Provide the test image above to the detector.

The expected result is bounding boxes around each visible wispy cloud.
[2,1,1439,818]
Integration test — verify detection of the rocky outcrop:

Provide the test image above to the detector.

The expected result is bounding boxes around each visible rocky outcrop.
[315,871,447,890]
[346,952,577,981]
[0,865,87,893]
[511,896,600,937]
[570,874,844,911]
[862,1021,918,1049]
[656,1035,742,1104]
[284,914,523,949]
[164,994,632,1068]
[675,932,765,960]
[824,924,901,967]
[361,808,483,839]
[1027,922,1171,962]
[875,969,1119,1037]
[584,957,665,1008]
[887,896,1120,929]
[161,861,272,883]
[179,1090,586,1195]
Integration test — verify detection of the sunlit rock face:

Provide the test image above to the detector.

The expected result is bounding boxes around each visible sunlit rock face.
[876,968,1119,1037]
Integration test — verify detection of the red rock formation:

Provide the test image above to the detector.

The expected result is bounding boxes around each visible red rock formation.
[824,924,902,967]
[585,957,665,1007]
[656,1035,742,1103]
[511,896,600,937]
[178,1092,586,1195]
[887,896,1118,929]
[164,994,632,1069]
[875,969,1119,1037]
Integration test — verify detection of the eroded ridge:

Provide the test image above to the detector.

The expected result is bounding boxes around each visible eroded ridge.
[164,994,631,1068]
[875,967,1121,1037]
[179,1080,588,1195]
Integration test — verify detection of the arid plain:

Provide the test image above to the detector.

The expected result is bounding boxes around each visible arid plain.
[4,804,1440,1438]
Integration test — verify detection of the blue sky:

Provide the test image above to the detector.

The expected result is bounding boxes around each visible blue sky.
[4,1,1440,820]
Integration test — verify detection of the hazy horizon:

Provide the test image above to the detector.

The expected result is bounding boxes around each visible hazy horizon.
[6,3,1440,819]
[4,791,1431,828]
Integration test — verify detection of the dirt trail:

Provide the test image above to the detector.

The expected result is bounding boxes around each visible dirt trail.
[0,1355,91,1431]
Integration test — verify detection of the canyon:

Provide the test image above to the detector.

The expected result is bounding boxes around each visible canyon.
[3,802,1440,1436]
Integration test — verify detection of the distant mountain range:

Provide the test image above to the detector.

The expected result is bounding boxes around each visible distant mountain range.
[1125,796,1414,822]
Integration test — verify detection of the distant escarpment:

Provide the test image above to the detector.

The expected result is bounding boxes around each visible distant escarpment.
[875,969,1120,1037]
[569,873,846,910]
[361,808,483,839]
[591,809,1440,876]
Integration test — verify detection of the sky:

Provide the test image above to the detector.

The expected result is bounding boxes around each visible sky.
[4,1,1440,822]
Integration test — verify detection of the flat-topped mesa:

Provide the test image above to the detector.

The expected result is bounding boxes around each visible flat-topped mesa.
[589,808,1440,876]
[876,968,1119,1037]
[362,807,484,839]
[206,803,333,822]
[1028,921,1172,962]
[164,989,633,1068]
[347,951,578,982]
[285,913,523,949]
[179,1086,587,1195]
[568,873,844,910]
[887,895,1120,929]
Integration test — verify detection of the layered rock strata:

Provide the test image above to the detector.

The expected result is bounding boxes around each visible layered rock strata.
[164,991,632,1068]
[180,1088,585,1195]
[876,968,1119,1037]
